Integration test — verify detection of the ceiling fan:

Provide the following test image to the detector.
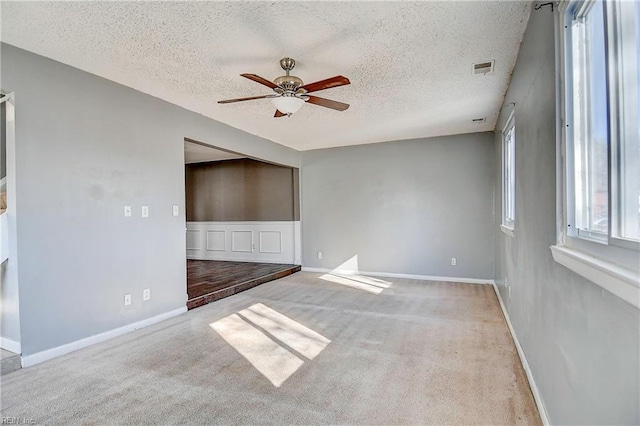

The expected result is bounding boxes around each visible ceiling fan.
[218,57,350,117]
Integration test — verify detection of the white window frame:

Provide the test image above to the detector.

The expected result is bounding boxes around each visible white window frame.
[501,111,516,237]
[554,0,640,308]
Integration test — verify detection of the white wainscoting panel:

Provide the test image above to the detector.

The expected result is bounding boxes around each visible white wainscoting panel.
[259,231,282,254]
[0,213,8,263]
[294,221,301,265]
[187,222,298,264]
[206,230,225,251]
[186,230,201,250]
[232,231,253,252]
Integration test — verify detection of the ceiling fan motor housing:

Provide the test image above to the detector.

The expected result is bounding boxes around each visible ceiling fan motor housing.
[274,75,303,92]
[274,57,304,92]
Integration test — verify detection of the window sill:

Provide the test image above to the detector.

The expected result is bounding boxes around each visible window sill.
[500,224,515,237]
[550,245,640,308]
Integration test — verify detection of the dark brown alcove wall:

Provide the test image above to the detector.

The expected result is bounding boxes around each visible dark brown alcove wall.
[186,158,300,222]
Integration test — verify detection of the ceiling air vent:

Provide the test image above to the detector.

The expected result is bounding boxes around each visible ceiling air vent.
[472,60,495,75]
[472,117,486,124]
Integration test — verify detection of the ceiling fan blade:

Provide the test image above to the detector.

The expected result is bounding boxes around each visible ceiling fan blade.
[299,76,350,93]
[306,95,350,111]
[274,110,287,118]
[240,73,278,89]
[218,95,274,104]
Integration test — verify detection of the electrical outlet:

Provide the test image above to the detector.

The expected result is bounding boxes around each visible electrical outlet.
[317,251,323,259]
[451,257,457,266]
[143,288,151,301]
[172,205,179,217]
[124,294,132,306]
[141,206,149,218]
[124,206,132,217]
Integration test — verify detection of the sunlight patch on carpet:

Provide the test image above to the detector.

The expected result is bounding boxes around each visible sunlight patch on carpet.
[210,304,331,387]
[320,273,390,294]
[238,303,330,360]
[319,254,392,294]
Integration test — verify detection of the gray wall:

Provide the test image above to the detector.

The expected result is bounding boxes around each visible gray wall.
[186,158,298,222]
[493,8,640,425]
[301,133,495,279]
[0,43,300,356]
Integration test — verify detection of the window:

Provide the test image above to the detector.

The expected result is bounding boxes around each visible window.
[610,0,640,242]
[564,0,640,247]
[568,0,609,239]
[555,0,640,307]
[502,113,516,232]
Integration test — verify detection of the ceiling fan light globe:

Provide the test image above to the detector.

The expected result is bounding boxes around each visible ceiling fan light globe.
[272,96,304,115]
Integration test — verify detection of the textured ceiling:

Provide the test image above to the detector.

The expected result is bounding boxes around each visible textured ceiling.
[1,1,531,151]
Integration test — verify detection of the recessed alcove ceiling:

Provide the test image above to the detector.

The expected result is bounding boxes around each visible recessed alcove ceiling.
[184,141,245,165]
[1,1,531,151]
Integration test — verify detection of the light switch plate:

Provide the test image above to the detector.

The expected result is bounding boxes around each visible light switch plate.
[141,206,149,218]
[124,206,132,217]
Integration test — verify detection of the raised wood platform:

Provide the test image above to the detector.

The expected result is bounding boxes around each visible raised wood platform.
[187,260,300,310]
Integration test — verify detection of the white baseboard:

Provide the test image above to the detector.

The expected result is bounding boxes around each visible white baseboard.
[301,267,494,285]
[0,337,21,354]
[492,283,551,426]
[21,307,187,368]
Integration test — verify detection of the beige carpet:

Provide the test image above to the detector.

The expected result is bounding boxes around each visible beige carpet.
[0,272,540,425]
